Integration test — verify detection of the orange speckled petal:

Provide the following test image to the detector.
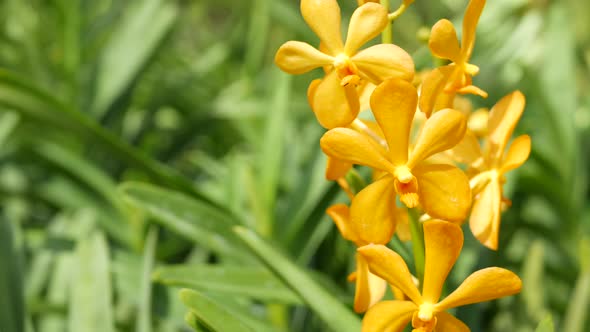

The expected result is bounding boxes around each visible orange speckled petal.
[350,175,397,244]
[429,19,461,63]
[345,3,389,55]
[352,44,415,84]
[300,0,344,55]
[435,312,470,332]
[312,70,360,129]
[320,127,393,172]
[408,109,467,169]
[422,221,464,304]
[414,163,472,222]
[500,134,531,173]
[436,267,522,311]
[469,179,501,250]
[370,78,418,165]
[461,0,486,58]
[358,244,422,304]
[275,41,334,74]
[487,91,526,164]
[362,300,416,332]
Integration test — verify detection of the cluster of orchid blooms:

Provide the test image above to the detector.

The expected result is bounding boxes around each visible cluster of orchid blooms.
[275,0,529,331]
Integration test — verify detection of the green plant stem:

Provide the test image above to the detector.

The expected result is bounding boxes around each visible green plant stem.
[408,208,425,288]
[380,0,393,43]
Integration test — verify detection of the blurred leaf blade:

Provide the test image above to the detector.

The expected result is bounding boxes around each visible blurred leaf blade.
[234,226,361,332]
[0,217,24,332]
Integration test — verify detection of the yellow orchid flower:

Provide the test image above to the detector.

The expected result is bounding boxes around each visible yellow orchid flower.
[419,0,488,117]
[275,0,414,129]
[451,91,530,250]
[359,220,522,332]
[320,79,471,243]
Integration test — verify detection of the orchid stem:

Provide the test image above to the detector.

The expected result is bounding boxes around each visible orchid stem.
[408,208,425,288]
[380,0,393,43]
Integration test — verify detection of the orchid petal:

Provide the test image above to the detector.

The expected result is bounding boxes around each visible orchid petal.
[436,267,522,311]
[307,78,322,107]
[327,204,359,244]
[312,70,360,129]
[408,109,467,169]
[469,179,501,250]
[344,3,389,55]
[352,44,415,84]
[275,41,334,74]
[448,130,483,167]
[301,0,344,55]
[418,66,454,118]
[358,244,422,304]
[414,163,472,222]
[320,127,393,172]
[350,175,397,244]
[325,156,352,180]
[429,19,461,63]
[435,312,470,332]
[362,300,416,332]
[461,0,486,59]
[487,91,525,165]
[500,134,531,173]
[370,78,418,165]
[354,254,387,313]
[422,221,464,304]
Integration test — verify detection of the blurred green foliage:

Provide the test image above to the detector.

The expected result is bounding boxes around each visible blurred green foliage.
[0,0,589,331]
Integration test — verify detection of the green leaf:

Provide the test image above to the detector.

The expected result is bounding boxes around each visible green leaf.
[154,264,302,304]
[0,217,24,332]
[92,0,177,115]
[180,289,254,332]
[119,182,249,261]
[234,226,361,332]
[534,314,554,332]
[69,231,114,332]
[137,227,158,332]
[563,269,590,332]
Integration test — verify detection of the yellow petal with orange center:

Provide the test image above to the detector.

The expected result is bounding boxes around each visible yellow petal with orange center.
[422,221,464,304]
[486,90,525,165]
[362,300,417,332]
[469,179,501,250]
[274,41,334,74]
[461,0,486,59]
[354,254,387,313]
[408,109,467,169]
[370,78,418,165]
[429,19,461,63]
[300,0,344,55]
[344,3,388,55]
[434,312,470,332]
[350,175,397,244]
[418,66,454,118]
[436,267,522,311]
[320,127,393,172]
[326,204,359,244]
[312,70,360,129]
[352,44,415,84]
[358,244,422,304]
[414,163,472,222]
[500,134,531,173]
